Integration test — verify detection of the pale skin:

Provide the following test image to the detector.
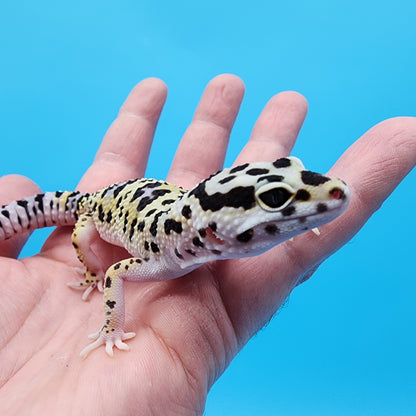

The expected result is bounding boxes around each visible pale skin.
[0,75,415,415]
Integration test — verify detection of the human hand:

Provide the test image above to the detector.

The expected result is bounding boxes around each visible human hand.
[0,75,415,415]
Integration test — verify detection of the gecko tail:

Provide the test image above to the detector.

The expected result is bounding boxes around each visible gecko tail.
[0,191,87,241]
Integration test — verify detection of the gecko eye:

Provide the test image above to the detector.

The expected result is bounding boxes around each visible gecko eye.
[257,186,293,210]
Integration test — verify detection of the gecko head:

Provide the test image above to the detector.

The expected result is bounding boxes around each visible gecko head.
[186,157,350,257]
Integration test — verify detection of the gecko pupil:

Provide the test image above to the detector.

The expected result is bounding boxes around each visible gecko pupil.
[259,187,292,209]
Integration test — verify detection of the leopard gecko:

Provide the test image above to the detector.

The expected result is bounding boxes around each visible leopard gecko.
[0,157,350,358]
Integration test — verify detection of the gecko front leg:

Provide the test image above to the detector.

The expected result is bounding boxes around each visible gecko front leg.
[79,258,144,359]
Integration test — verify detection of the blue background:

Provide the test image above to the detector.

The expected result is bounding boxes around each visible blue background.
[1,1,415,414]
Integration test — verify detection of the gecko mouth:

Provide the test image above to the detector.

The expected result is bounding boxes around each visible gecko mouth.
[276,201,349,229]
[204,226,226,245]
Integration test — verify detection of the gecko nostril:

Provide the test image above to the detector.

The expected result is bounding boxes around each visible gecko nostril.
[329,187,345,200]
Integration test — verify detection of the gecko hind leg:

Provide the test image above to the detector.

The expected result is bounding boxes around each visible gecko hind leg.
[67,212,105,301]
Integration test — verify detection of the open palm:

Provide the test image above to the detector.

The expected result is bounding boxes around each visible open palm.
[0,75,415,415]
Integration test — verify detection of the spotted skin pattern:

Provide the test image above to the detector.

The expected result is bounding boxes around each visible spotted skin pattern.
[0,157,350,358]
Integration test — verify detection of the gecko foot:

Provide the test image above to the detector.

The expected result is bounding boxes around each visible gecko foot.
[79,330,136,359]
[67,270,104,301]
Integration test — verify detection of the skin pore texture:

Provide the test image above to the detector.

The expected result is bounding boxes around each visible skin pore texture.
[0,75,415,415]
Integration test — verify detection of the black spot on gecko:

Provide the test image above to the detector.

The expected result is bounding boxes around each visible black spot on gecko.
[144,241,149,251]
[150,211,164,236]
[257,175,284,183]
[246,168,270,176]
[137,220,145,232]
[164,219,183,235]
[34,194,44,213]
[182,205,192,219]
[281,206,296,217]
[174,248,184,259]
[114,262,121,270]
[105,277,112,288]
[162,199,176,206]
[137,196,152,211]
[144,182,162,189]
[192,237,204,248]
[106,210,112,223]
[17,200,31,220]
[101,186,112,198]
[236,229,254,243]
[301,170,330,186]
[113,184,127,199]
[1,210,10,218]
[265,224,280,235]
[135,185,170,211]
[185,249,196,256]
[198,228,207,238]
[208,222,217,232]
[129,218,137,240]
[273,158,291,168]
[130,188,145,202]
[316,203,328,213]
[150,242,160,253]
[123,212,129,233]
[211,249,222,255]
[98,205,105,222]
[219,175,236,184]
[295,189,311,201]
[229,163,249,174]
[189,183,256,212]
[152,189,171,197]
[145,208,157,217]
[106,300,116,309]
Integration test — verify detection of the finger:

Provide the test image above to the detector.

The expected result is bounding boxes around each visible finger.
[326,116,416,251]
[219,117,416,341]
[0,175,41,258]
[167,74,245,189]
[282,116,416,277]
[234,91,308,165]
[78,78,168,192]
